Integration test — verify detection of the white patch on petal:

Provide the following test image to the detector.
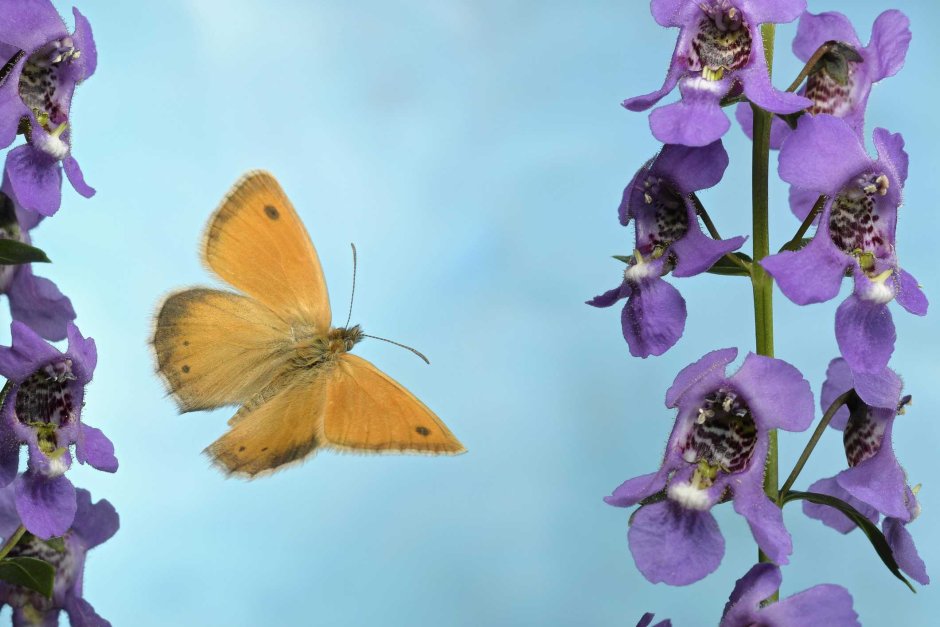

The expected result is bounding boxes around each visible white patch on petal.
[682,76,726,94]
[624,257,657,282]
[667,481,712,511]
[46,455,70,478]
[859,270,896,304]
[33,132,69,161]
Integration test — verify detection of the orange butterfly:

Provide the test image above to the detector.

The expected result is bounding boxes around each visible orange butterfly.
[151,171,465,477]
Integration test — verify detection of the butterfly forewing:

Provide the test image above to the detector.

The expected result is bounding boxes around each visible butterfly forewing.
[321,354,465,454]
[202,170,332,330]
[153,288,293,412]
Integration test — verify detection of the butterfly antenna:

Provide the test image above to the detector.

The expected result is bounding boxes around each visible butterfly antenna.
[362,334,430,365]
[344,243,357,329]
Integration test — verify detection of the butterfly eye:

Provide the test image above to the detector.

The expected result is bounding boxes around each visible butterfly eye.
[345,339,354,351]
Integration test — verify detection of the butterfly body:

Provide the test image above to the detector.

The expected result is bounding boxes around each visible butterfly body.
[152,171,464,478]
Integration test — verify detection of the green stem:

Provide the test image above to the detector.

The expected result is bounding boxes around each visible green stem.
[752,24,777,571]
[779,391,853,499]
[0,525,25,561]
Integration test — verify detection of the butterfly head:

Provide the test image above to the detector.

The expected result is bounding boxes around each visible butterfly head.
[328,324,364,354]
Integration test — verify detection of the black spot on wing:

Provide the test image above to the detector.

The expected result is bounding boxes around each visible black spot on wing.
[264,205,279,220]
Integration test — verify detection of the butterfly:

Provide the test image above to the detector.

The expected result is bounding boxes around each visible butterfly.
[151,170,465,478]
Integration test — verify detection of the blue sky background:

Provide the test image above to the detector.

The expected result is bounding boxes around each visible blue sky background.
[5,0,938,624]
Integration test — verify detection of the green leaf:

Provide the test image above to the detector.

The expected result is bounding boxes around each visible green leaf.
[612,255,633,264]
[0,556,55,597]
[705,252,753,277]
[0,240,50,265]
[784,490,916,592]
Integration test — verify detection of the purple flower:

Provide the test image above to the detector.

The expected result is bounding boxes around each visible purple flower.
[0,2,97,216]
[736,10,911,158]
[802,358,928,585]
[0,485,118,626]
[720,563,859,626]
[0,321,117,538]
[624,0,810,147]
[761,115,927,374]
[0,186,75,341]
[605,348,814,585]
[637,613,671,627]
[588,141,744,357]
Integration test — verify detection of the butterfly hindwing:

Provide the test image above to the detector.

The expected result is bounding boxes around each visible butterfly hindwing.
[203,170,332,330]
[206,370,329,477]
[152,288,293,412]
[321,354,465,454]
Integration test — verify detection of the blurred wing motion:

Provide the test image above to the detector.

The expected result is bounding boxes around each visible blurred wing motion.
[151,170,464,479]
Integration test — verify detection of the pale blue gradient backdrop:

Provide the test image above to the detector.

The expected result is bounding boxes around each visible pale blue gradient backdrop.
[11,1,938,624]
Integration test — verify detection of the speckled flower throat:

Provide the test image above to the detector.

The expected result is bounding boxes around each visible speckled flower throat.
[682,388,757,475]
[18,37,80,130]
[829,172,891,262]
[638,175,689,254]
[14,360,77,453]
[690,1,752,81]
[6,533,78,614]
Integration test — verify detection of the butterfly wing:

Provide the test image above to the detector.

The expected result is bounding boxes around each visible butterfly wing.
[321,354,465,454]
[202,170,331,330]
[152,288,293,412]
[205,370,328,478]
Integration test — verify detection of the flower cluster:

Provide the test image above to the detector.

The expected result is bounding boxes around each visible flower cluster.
[0,2,115,620]
[596,1,927,624]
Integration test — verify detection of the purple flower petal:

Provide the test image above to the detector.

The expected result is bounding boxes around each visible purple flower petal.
[732,457,793,564]
[803,476,879,534]
[62,156,95,198]
[761,233,849,305]
[65,596,111,627]
[740,65,811,115]
[731,352,814,432]
[621,278,686,358]
[71,489,119,550]
[605,470,669,508]
[869,10,911,80]
[757,585,860,627]
[70,7,98,81]
[649,78,731,147]
[835,295,895,374]
[75,424,117,473]
[0,482,19,540]
[820,358,903,430]
[649,0,700,28]
[622,30,691,112]
[0,0,69,53]
[893,268,927,316]
[836,418,909,520]
[788,186,822,222]
[13,471,77,539]
[721,563,782,625]
[671,230,746,278]
[793,11,861,60]
[0,320,62,381]
[883,517,929,585]
[66,322,98,377]
[873,127,908,201]
[778,115,871,194]
[665,347,737,408]
[734,102,789,150]
[0,64,28,150]
[737,0,806,24]
[7,265,76,342]
[628,500,724,586]
[586,282,629,308]
[651,141,729,194]
[4,145,63,217]
[0,428,18,488]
